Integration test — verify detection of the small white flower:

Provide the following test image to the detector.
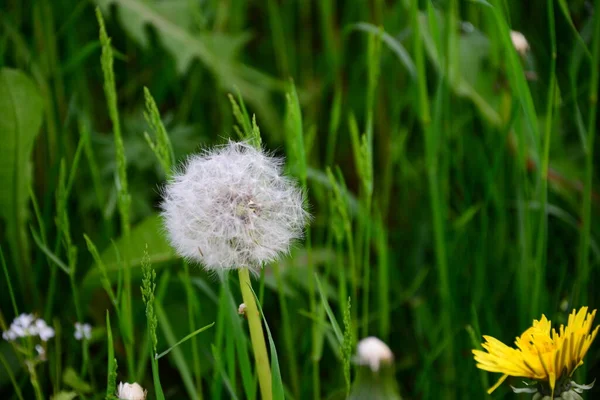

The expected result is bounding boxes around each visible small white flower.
[356,336,394,372]
[15,313,35,329]
[2,314,54,342]
[35,319,55,342]
[74,322,92,340]
[161,141,309,271]
[238,303,247,315]
[117,382,147,400]
[510,30,529,56]
[2,330,17,341]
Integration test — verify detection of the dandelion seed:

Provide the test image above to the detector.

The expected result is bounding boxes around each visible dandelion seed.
[473,307,599,397]
[117,382,147,400]
[161,141,309,271]
[74,322,92,341]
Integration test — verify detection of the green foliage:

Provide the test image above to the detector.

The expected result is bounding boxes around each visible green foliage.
[343,297,353,397]
[140,245,166,400]
[106,312,118,400]
[141,246,159,354]
[0,68,43,289]
[2,1,600,399]
[144,87,174,176]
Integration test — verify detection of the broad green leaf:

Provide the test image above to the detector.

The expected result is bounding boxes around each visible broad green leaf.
[62,368,92,394]
[81,214,175,295]
[347,22,416,79]
[95,0,283,135]
[418,13,502,127]
[0,68,44,265]
[51,392,78,400]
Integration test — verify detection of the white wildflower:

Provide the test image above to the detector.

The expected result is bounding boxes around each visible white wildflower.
[238,303,247,315]
[2,313,54,342]
[161,141,309,271]
[117,382,147,400]
[510,30,529,56]
[356,336,394,372]
[74,322,92,340]
[2,330,16,341]
[35,319,55,341]
[35,344,47,361]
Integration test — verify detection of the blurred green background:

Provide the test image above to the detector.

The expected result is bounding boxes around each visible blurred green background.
[1,0,599,399]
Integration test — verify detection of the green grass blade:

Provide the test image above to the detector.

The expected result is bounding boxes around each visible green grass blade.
[247,282,284,400]
[30,227,70,274]
[155,301,200,400]
[155,322,215,360]
[314,273,343,346]
[106,311,118,400]
[0,246,19,316]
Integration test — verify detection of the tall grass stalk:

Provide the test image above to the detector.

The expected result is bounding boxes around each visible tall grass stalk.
[532,0,557,318]
[411,0,455,395]
[577,0,600,305]
[96,7,134,379]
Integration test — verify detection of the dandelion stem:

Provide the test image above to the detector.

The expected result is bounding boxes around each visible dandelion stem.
[238,268,272,400]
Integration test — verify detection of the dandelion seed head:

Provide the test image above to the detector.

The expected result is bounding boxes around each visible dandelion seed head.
[161,141,309,271]
[356,336,394,372]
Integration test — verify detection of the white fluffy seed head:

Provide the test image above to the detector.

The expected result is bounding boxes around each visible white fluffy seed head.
[356,336,394,372]
[161,141,309,272]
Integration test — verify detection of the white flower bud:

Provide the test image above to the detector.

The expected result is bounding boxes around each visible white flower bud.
[161,141,309,271]
[356,337,394,372]
[117,382,147,400]
[510,30,529,56]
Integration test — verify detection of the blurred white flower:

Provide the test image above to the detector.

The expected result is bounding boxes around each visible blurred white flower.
[35,344,46,361]
[510,30,529,56]
[35,319,55,341]
[117,382,147,400]
[2,313,54,342]
[238,303,247,315]
[74,322,92,340]
[356,336,394,372]
[161,141,309,271]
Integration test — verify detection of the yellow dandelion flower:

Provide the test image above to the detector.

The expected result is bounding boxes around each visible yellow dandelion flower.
[472,307,599,397]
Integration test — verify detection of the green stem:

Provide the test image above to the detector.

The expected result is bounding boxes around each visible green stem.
[238,268,272,400]
[29,362,45,400]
